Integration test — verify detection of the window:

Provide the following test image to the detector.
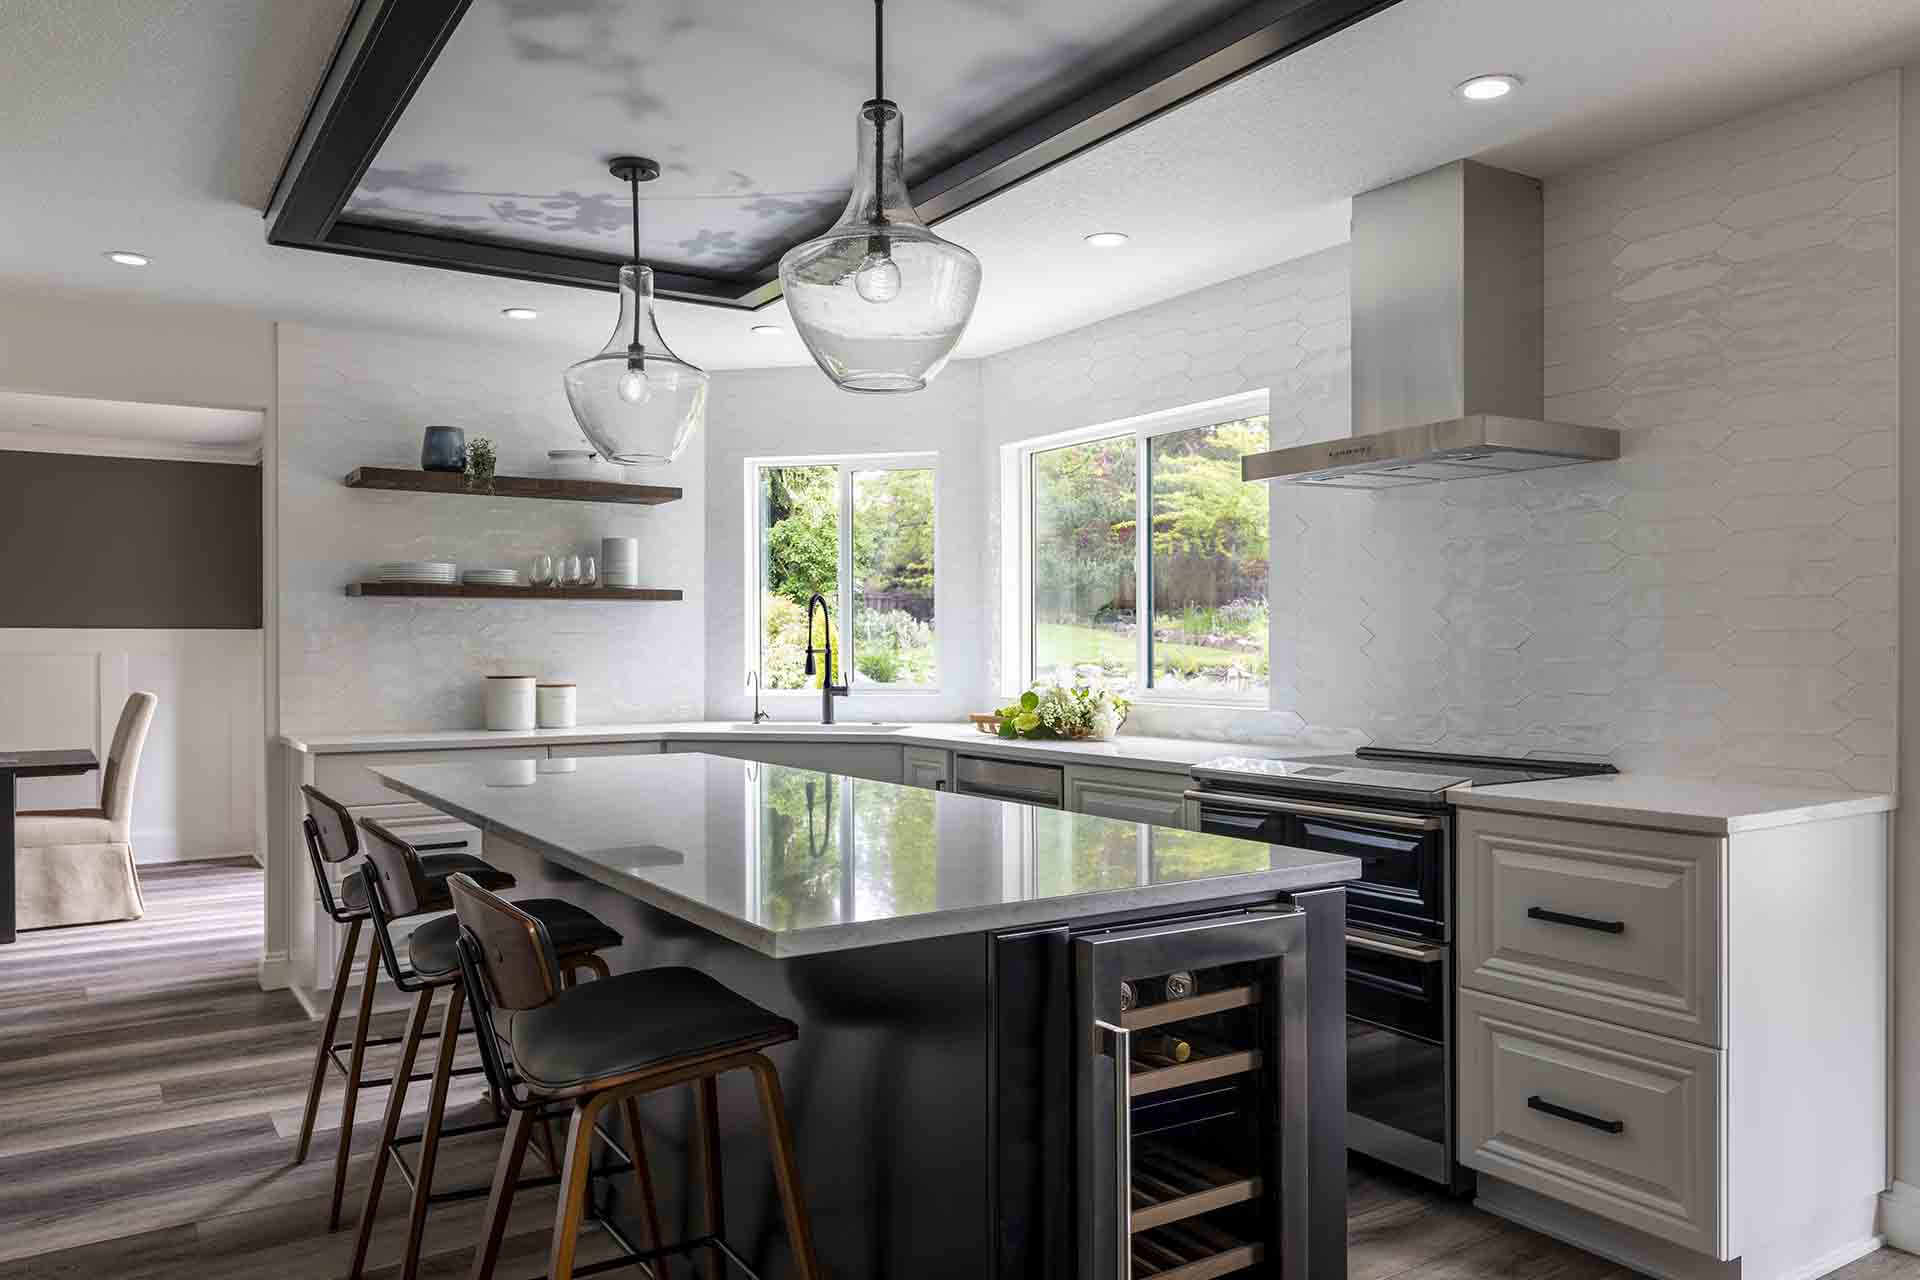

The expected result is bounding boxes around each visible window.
[751,454,937,692]
[1008,393,1269,701]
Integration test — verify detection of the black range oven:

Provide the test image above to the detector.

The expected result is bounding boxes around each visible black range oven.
[1183,747,1614,1191]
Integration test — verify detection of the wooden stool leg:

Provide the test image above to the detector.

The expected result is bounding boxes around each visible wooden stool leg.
[295,916,362,1164]
[329,926,383,1230]
[347,986,435,1279]
[749,1055,821,1280]
[621,1096,671,1280]
[467,1104,536,1280]
[548,1095,611,1280]
[695,1077,726,1280]
[400,981,465,1280]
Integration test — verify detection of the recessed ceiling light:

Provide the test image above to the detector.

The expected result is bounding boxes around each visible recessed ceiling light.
[104,251,150,266]
[1084,232,1130,248]
[750,324,783,336]
[1454,74,1520,102]
[501,307,539,320]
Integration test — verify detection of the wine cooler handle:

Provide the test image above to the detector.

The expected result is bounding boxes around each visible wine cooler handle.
[1094,1019,1132,1280]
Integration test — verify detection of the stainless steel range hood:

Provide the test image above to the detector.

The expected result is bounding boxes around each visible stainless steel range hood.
[1243,160,1619,489]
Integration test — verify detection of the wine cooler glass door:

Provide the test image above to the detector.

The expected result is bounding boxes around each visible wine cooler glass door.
[1074,904,1321,1280]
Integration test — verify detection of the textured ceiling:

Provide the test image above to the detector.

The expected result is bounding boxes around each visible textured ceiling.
[344,0,1250,276]
[1,0,1919,370]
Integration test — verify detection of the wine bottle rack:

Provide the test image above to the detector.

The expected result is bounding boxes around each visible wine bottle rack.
[1130,1148,1260,1233]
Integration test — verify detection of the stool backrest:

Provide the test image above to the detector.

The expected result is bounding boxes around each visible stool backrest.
[359,819,432,919]
[300,785,360,864]
[448,873,560,1012]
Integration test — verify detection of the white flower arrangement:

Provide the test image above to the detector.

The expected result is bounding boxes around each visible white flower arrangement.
[992,673,1132,741]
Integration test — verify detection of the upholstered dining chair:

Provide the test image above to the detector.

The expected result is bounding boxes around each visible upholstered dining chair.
[15,690,158,930]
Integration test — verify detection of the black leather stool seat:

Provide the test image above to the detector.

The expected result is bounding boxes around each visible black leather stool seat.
[408,899,623,979]
[341,852,513,913]
[512,967,796,1094]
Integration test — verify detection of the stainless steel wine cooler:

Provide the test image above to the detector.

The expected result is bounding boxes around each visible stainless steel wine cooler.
[993,886,1346,1280]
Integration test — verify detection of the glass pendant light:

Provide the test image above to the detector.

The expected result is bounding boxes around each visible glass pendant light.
[564,157,709,465]
[778,0,981,393]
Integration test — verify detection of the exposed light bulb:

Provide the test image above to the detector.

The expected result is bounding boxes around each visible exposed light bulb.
[854,250,902,303]
[617,367,649,404]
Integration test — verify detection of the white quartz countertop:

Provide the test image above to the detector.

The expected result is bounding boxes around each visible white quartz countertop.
[1454,773,1893,834]
[281,720,1299,775]
[371,754,1359,957]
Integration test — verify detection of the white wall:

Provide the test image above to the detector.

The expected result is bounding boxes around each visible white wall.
[703,362,987,724]
[273,321,707,733]
[0,288,273,410]
[0,629,262,862]
[1890,61,1920,1250]
[974,74,1900,792]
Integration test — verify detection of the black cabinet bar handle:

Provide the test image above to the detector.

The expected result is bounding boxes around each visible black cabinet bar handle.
[1527,1095,1624,1134]
[1527,906,1625,934]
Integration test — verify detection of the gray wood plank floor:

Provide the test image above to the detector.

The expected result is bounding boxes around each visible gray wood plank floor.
[0,860,1910,1279]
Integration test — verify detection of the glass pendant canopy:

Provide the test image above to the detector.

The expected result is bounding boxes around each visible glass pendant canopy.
[565,158,708,465]
[778,2,981,394]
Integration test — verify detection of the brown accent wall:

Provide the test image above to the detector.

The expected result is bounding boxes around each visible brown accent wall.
[0,450,262,628]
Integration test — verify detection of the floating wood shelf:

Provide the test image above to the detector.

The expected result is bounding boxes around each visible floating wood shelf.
[344,466,682,506]
[347,583,682,602]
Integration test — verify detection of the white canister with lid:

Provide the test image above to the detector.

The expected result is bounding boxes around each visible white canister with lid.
[484,675,537,731]
[537,682,578,729]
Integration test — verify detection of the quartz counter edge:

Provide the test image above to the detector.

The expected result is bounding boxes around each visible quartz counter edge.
[1454,774,1894,835]
[370,763,1361,958]
[280,721,1293,775]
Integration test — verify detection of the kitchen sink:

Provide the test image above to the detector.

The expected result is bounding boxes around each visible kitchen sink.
[726,722,909,732]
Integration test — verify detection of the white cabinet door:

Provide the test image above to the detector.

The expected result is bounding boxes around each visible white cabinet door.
[1458,989,1724,1257]
[1458,810,1724,1046]
[1065,765,1190,829]
[903,746,950,791]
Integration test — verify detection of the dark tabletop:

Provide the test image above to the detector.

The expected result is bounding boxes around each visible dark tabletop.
[0,749,98,778]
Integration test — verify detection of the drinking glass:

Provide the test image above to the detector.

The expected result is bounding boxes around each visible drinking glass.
[562,554,583,586]
[529,554,554,587]
[581,555,597,587]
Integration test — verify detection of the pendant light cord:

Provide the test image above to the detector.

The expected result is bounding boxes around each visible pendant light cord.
[872,0,886,231]
[628,170,643,357]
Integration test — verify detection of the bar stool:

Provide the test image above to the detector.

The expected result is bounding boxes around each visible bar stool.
[349,820,653,1280]
[448,874,822,1280]
[293,784,516,1229]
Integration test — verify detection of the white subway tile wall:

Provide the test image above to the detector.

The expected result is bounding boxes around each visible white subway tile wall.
[985,72,1897,789]
[275,323,708,733]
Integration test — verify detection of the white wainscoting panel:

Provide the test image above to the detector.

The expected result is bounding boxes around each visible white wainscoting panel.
[0,629,262,862]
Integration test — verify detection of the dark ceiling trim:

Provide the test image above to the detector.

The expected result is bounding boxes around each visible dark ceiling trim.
[267,0,1403,311]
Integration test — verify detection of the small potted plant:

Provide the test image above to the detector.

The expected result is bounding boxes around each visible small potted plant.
[464,436,497,494]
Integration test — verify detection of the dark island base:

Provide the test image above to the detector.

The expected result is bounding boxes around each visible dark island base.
[481,837,1346,1280]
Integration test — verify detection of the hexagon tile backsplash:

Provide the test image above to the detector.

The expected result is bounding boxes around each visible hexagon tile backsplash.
[1271,71,1896,791]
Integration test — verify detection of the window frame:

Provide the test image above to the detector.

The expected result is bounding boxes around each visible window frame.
[745,450,941,698]
[1001,389,1271,706]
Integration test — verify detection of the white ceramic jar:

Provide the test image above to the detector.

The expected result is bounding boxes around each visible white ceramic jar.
[483,675,537,731]
[536,682,578,728]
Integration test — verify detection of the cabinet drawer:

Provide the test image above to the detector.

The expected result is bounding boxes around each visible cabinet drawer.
[1458,810,1723,1045]
[1064,766,1188,828]
[903,746,950,791]
[1458,990,1723,1257]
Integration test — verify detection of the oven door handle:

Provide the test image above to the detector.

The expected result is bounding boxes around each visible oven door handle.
[1345,930,1446,963]
[1183,790,1445,831]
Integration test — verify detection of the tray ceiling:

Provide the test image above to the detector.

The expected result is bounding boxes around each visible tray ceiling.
[343,0,1252,278]
[268,0,1400,306]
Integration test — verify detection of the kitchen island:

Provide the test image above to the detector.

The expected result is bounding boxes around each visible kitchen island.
[372,752,1360,1280]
